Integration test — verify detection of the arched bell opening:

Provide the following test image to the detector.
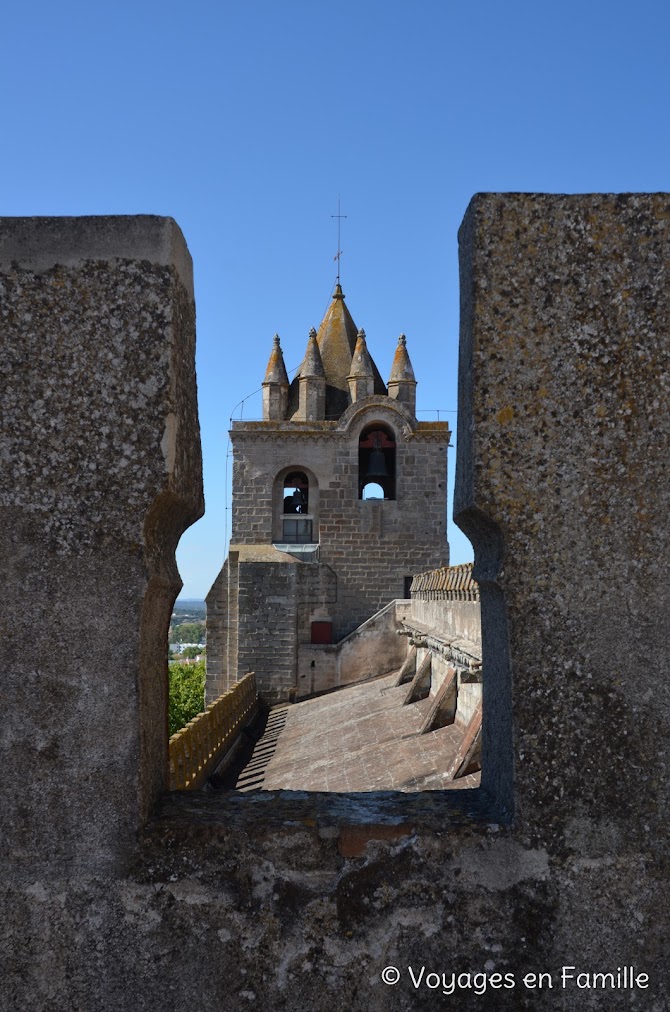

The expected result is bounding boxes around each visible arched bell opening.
[274,468,318,546]
[358,425,396,500]
[283,471,309,514]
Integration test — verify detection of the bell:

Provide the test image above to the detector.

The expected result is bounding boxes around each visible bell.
[366,447,389,478]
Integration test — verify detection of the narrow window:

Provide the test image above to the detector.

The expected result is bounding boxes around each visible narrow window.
[358,426,396,499]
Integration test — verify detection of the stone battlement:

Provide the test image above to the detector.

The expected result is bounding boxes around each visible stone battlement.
[169,672,258,790]
[3,198,670,1010]
[411,561,479,599]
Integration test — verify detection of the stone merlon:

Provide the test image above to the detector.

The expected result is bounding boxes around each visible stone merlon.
[0,214,203,873]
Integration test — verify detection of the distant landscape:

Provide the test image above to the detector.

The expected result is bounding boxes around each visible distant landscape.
[169,600,207,734]
[170,600,206,646]
[173,599,205,617]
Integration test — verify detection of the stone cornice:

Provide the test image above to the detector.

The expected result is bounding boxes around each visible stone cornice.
[402,618,482,669]
[230,427,450,444]
[231,406,450,444]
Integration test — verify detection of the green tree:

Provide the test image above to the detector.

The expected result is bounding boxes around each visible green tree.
[169,621,206,644]
[180,646,203,660]
[168,659,206,736]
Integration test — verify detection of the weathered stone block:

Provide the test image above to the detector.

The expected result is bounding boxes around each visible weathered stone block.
[456,192,670,822]
[0,216,203,874]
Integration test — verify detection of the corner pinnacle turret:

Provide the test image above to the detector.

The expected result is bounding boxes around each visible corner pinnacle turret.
[347,329,375,402]
[387,333,417,415]
[262,334,289,420]
[295,328,326,420]
[301,327,326,377]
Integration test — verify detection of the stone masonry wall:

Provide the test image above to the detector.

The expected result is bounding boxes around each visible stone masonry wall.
[206,554,339,704]
[204,565,225,698]
[295,559,338,642]
[297,599,408,697]
[407,563,482,726]
[4,200,670,1012]
[230,415,450,641]
[236,560,299,704]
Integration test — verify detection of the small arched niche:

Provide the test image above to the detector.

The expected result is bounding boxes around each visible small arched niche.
[358,424,396,500]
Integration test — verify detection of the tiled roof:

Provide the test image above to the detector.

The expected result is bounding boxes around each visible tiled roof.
[234,671,480,793]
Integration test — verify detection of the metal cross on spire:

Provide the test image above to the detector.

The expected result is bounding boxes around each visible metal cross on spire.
[331,197,347,286]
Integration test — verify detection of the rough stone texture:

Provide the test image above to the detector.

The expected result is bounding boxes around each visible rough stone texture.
[0,215,203,874]
[4,199,670,1012]
[453,192,670,992]
[236,558,298,702]
[410,597,481,651]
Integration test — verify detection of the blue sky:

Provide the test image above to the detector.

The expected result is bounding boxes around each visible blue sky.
[3,0,669,597]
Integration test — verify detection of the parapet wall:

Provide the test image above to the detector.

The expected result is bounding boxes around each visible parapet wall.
[405,562,481,725]
[3,199,670,1011]
[0,216,203,874]
[409,561,481,655]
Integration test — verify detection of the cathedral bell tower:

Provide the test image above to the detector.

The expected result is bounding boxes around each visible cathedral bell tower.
[206,285,450,705]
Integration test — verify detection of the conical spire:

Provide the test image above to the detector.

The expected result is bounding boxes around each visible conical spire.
[301,327,325,378]
[288,286,386,418]
[348,329,374,378]
[387,334,417,416]
[262,334,289,420]
[263,334,289,385]
[296,328,326,421]
[347,328,375,402]
[388,334,415,383]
